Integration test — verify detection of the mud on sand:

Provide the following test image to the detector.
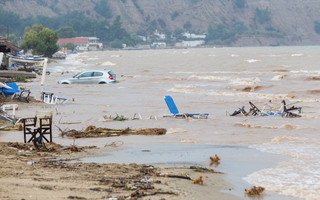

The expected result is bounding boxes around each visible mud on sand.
[0,142,239,200]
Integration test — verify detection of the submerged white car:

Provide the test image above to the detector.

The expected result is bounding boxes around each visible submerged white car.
[58,69,116,84]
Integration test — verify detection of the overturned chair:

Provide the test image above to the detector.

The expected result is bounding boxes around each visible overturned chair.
[22,110,53,143]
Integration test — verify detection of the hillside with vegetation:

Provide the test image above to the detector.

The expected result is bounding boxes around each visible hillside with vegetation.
[1,0,320,47]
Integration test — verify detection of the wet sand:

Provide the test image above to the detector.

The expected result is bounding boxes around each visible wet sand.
[0,142,239,200]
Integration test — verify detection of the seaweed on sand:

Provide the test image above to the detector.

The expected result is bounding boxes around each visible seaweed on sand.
[59,125,167,138]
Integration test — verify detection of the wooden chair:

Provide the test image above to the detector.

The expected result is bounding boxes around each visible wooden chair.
[22,110,53,143]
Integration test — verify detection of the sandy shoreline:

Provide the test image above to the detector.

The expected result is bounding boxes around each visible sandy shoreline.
[0,141,240,200]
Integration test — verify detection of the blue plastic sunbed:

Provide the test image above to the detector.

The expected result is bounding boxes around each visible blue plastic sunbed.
[164,95,209,119]
[1,83,20,96]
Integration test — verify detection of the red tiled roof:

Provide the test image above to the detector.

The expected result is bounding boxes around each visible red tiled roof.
[57,38,89,45]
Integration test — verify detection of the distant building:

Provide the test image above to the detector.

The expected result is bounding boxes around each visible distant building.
[151,42,166,49]
[182,32,206,39]
[153,30,166,40]
[175,40,205,48]
[57,37,103,51]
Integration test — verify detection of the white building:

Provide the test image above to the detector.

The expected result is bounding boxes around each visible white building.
[182,32,206,39]
[175,40,205,48]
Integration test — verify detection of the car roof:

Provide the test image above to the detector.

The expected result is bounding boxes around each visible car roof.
[83,69,112,73]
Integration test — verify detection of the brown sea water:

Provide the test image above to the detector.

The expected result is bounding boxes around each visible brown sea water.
[9,46,320,199]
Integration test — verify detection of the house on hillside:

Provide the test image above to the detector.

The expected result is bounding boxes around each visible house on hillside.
[57,37,103,52]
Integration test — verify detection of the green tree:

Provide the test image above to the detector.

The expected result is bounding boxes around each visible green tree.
[183,21,192,31]
[20,24,59,57]
[56,26,76,38]
[171,11,179,20]
[110,39,123,48]
[206,23,236,43]
[7,33,18,45]
[104,16,136,47]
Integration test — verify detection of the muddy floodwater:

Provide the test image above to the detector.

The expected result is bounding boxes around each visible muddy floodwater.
[5,46,320,200]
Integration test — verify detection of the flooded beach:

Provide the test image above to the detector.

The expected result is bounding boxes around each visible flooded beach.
[2,46,320,199]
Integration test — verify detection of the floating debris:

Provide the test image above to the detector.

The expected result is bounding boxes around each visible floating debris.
[103,114,129,121]
[59,125,167,138]
[104,141,124,147]
[189,166,222,174]
[193,176,203,185]
[245,186,265,196]
[230,100,302,118]
[209,154,221,167]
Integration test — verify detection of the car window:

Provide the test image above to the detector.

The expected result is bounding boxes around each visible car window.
[93,72,103,77]
[108,71,115,76]
[78,72,92,78]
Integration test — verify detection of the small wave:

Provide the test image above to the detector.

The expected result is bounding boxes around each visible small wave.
[245,59,260,63]
[279,123,298,130]
[110,54,121,57]
[180,139,198,143]
[234,122,298,130]
[234,122,278,129]
[174,84,197,89]
[230,77,261,86]
[272,69,290,72]
[270,136,304,144]
[231,85,264,92]
[88,57,99,61]
[291,53,304,57]
[271,74,287,81]
[101,61,116,66]
[305,76,320,81]
[307,90,320,95]
[168,87,295,100]
[189,75,232,81]
[167,128,188,134]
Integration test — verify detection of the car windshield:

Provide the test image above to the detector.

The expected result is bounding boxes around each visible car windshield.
[73,72,81,78]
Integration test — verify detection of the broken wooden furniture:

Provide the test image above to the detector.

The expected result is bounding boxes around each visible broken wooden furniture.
[22,110,53,143]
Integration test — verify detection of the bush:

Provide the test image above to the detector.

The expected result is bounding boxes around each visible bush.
[13,75,26,82]
[110,39,123,49]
